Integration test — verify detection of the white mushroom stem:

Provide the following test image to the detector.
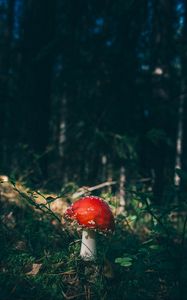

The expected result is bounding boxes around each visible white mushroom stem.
[80,229,96,261]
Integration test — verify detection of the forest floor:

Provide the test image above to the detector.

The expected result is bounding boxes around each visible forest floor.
[0,177,187,300]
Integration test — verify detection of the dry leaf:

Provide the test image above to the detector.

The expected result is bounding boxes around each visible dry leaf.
[2,211,16,229]
[14,240,27,251]
[26,263,42,276]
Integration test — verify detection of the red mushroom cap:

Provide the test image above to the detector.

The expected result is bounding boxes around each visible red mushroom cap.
[64,196,115,232]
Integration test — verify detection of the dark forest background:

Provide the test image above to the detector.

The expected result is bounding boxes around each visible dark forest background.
[1,1,187,299]
[0,0,187,202]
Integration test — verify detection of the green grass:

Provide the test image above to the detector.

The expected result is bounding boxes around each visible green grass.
[0,186,187,300]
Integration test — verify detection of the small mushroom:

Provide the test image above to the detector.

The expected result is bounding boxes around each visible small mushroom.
[64,196,115,261]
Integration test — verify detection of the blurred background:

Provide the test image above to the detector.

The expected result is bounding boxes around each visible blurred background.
[0,0,187,202]
[1,2,187,299]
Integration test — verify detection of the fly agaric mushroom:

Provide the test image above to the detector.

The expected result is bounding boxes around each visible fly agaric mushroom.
[64,196,115,261]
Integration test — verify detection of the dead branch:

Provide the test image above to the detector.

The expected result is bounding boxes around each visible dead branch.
[72,181,117,199]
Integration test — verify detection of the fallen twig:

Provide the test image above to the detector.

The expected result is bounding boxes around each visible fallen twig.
[72,181,116,199]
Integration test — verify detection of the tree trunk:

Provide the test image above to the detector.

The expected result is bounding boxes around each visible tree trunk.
[0,0,15,172]
[19,0,57,178]
[174,92,184,186]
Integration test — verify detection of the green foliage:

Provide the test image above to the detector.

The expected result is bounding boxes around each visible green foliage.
[146,129,173,147]
[115,256,133,267]
[1,180,187,300]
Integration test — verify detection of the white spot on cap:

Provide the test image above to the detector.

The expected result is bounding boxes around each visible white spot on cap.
[88,220,95,225]
[87,207,94,211]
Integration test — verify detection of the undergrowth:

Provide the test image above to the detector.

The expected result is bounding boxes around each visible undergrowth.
[0,181,187,300]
